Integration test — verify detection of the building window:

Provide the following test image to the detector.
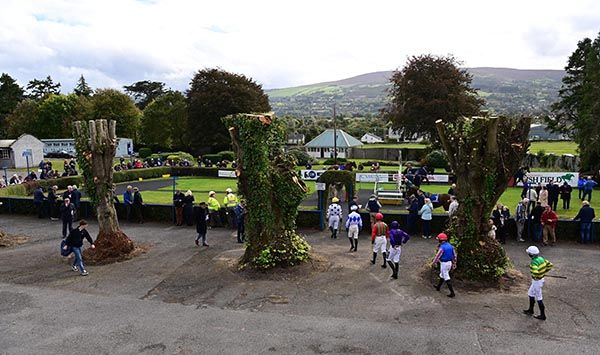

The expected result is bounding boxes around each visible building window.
[0,149,10,159]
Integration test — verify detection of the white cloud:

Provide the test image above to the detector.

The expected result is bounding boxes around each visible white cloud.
[0,0,598,92]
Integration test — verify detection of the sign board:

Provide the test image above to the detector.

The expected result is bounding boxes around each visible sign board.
[516,172,579,187]
[218,170,237,178]
[355,173,389,183]
[22,149,32,157]
[300,170,325,181]
[315,182,326,191]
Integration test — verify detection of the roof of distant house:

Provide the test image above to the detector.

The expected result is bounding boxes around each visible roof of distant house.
[305,129,363,148]
[361,133,383,140]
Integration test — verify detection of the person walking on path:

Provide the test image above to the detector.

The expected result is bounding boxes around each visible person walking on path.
[432,233,457,298]
[207,191,221,228]
[62,220,95,276]
[345,205,362,252]
[371,213,389,268]
[173,190,184,226]
[582,177,597,202]
[386,221,410,279]
[560,182,573,210]
[123,185,134,222]
[418,198,433,239]
[194,202,209,247]
[223,188,239,229]
[573,201,596,244]
[366,194,382,225]
[33,186,46,219]
[327,197,343,239]
[133,187,144,224]
[60,198,76,238]
[515,198,528,242]
[183,190,195,226]
[523,246,553,320]
[234,200,247,243]
[541,206,558,246]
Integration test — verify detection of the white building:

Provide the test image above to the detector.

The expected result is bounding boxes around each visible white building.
[304,129,363,159]
[287,133,306,145]
[360,132,384,144]
[387,127,424,142]
[0,134,45,168]
[41,138,134,157]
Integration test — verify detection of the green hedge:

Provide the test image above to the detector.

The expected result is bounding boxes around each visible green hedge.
[139,147,152,159]
[170,167,223,177]
[149,151,195,162]
[0,184,27,197]
[203,154,222,164]
[218,151,235,161]
[113,167,171,183]
[322,157,347,165]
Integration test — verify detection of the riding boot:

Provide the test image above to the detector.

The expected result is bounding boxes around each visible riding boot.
[523,297,535,315]
[381,252,387,268]
[349,238,355,250]
[446,280,456,298]
[387,260,395,271]
[393,263,399,279]
[434,278,444,291]
[329,227,334,238]
[353,239,358,252]
[371,252,377,264]
[333,229,338,239]
[535,301,546,320]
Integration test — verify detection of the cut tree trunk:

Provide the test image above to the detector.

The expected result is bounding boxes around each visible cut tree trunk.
[75,120,133,261]
[435,116,530,281]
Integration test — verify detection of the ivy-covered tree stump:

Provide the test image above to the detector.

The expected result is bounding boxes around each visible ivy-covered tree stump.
[74,120,134,262]
[435,116,530,281]
[224,113,311,269]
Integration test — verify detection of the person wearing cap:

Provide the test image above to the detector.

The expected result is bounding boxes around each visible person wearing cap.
[223,188,239,229]
[386,221,410,279]
[573,200,596,244]
[62,219,95,276]
[345,205,363,252]
[366,194,382,225]
[523,246,553,320]
[432,233,457,298]
[327,197,343,239]
[515,198,528,242]
[207,191,221,227]
[371,213,389,267]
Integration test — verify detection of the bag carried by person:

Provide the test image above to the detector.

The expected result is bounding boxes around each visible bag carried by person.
[60,239,72,257]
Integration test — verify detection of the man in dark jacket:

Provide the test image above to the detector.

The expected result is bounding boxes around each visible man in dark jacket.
[71,185,82,220]
[529,202,545,242]
[133,187,144,223]
[173,190,184,226]
[234,200,247,243]
[573,201,596,244]
[407,196,420,236]
[194,202,209,247]
[48,185,59,220]
[33,186,46,218]
[60,198,76,238]
[63,219,95,276]
[547,181,560,211]
[560,182,573,210]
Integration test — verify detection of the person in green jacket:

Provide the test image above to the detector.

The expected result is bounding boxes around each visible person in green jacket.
[207,191,221,227]
[523,246,553,320]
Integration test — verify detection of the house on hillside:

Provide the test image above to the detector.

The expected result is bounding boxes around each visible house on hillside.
[528,124,569,141]
[360,133,384,144]
[304,129,363,159]
[387,127,424,142]
[287,133,306,146]
[41,138,134,157]
[0,134,44,169]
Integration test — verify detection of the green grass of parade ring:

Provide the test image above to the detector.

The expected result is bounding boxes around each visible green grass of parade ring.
[135,177,596,219]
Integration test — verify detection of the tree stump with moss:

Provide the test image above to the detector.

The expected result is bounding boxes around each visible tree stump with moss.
[224,113,311,269]
[74,120,134,262]
[435,115,530,281]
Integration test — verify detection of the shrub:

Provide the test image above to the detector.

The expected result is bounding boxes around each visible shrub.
[218,151,235,161]
[423,150,448,169]
[113,167,171,183]
[138,147,152,159]
[322,157,347,165]
[203,154,222,164]
[288,149,313,166]
[149,151,195,162]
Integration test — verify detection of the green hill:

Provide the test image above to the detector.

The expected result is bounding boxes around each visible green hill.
[267,68,564,117]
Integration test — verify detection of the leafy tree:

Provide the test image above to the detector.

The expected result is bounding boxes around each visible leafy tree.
[548,34,600,171]
[88,89,141,141]
[123,80,166,109]
[26,75,61,99]
[4,99,39,137]
[0,73,24,137]
[141,91,188,150]
[384,55,484,141]
[73,75,94,97]
[36,94,89,138]
[187,68,271,154]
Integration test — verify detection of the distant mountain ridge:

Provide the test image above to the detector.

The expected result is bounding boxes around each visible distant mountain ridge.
[267,68,565,117]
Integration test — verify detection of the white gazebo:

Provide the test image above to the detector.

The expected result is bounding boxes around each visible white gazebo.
[304,129,363,159]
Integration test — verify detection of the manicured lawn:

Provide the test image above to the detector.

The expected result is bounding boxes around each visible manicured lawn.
[528,141,578,155]
[359,143,428,149]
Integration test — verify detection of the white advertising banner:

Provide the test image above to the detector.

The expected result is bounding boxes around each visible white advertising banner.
[355,173,389,183]
[300,170,325,181]
[516,172,579,187]
[217,170,237,178]
[393,174,449,183]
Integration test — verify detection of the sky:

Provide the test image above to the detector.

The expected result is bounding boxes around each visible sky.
[1,0,598,92]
